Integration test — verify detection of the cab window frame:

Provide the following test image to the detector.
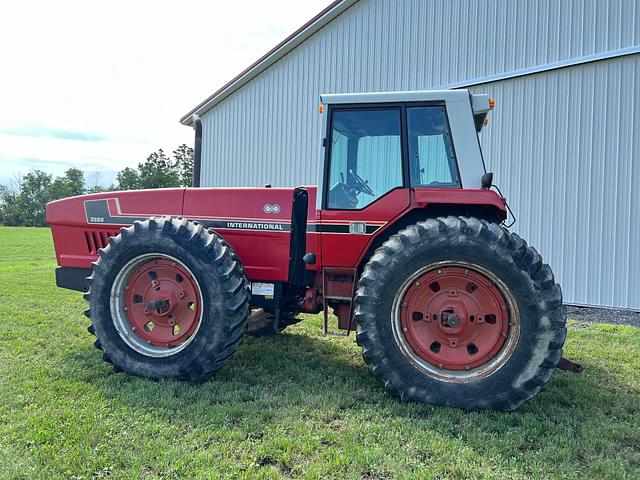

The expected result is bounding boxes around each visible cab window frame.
[322,101,459,211]
[322,104,406,211]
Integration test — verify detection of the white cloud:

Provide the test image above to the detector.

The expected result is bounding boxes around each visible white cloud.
[0,0,334,184]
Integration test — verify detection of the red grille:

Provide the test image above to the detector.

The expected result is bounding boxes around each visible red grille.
[84,230,119,254]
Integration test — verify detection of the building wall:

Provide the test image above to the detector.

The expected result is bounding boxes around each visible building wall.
[199,0,640,309]
[476,54,640,310]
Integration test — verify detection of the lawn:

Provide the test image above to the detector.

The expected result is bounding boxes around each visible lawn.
[0,226,638,480]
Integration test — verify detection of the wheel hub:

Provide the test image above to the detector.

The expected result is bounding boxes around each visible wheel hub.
[397,265,515,374]
[110,255,203,356]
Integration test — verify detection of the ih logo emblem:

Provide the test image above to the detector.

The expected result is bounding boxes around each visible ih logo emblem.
[263,204,281,214]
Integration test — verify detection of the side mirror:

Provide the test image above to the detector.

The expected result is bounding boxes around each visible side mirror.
[481,172,494,189]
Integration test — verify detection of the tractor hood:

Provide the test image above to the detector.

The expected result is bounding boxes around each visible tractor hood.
[46,188,186,227]
[46,186,318,282]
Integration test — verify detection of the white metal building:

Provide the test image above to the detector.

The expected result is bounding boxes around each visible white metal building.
[181,0,640,311]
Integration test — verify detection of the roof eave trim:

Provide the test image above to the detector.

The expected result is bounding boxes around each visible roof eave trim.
[180,0,358,126]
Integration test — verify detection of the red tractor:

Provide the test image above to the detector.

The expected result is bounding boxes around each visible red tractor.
[47,90,567,410]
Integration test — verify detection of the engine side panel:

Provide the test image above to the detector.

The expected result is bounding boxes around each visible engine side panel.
[47,187,319,283]
[183,187,317,281]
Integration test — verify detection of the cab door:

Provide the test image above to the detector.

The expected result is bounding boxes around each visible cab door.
[319,106,411,267]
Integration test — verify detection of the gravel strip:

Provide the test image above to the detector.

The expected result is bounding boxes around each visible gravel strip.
[565,305,640,328]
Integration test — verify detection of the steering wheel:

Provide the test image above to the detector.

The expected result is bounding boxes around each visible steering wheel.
[347,169,375,196]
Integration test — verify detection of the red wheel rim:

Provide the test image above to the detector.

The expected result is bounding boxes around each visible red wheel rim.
[124,258,202,347]
[110,254,203,357]
[393,262,519,381]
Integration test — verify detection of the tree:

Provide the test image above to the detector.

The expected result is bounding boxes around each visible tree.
[173,144,194,187]
[49,168,85,200]
[116,167,140,190]
[137,149,180,189]
[16,170,52,226]
[0,184,21,226]
[115,145,193,191]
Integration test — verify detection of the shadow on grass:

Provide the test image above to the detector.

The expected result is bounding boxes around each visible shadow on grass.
[60,326,636,423]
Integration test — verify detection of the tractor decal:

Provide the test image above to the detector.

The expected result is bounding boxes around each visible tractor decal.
[308,223,382,234]
[83,198,384,235]
[84,198,291,231]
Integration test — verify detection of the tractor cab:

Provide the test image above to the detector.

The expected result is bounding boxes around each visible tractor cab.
[319,90,491,211]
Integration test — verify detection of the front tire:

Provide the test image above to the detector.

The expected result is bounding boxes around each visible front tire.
[85,217,250,381]
[354,216,566,411]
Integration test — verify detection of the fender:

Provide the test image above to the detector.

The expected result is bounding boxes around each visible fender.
[353,188,507,270]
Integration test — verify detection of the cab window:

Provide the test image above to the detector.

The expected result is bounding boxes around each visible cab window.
[407,106,460,187]
[326,108,403,209]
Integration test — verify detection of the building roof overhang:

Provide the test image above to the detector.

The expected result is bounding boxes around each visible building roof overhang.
[180,0,356,126]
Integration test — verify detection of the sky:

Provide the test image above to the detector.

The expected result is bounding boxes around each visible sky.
[0,0,334,188]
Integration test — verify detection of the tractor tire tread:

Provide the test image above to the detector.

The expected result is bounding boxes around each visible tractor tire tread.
[354,216,566,411]
[85,216,250,381]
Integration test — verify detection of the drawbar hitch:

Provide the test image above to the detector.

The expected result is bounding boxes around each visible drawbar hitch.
[556,357,584,374]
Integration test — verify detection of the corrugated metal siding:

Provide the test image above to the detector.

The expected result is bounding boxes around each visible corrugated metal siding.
[474,54,640,310]
[198,0,640,309]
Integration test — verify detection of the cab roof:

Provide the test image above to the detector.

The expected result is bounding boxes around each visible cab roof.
[321,89,491,131]
[321,89,490,114]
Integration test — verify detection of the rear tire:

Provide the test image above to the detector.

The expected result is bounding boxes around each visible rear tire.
[85,217,250,381]
[354,216,566,411]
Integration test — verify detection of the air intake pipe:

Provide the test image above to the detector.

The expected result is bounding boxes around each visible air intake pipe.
[192,114,202,187]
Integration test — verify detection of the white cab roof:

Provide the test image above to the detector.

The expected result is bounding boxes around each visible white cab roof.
[320,89,490,115]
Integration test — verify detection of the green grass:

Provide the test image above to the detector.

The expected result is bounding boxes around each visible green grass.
[0,226,638,480]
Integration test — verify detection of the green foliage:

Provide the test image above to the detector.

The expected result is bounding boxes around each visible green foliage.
[15,170,54,226]
[0,186,21,226]
[115,144,194,190]
[174,144,195,188]
[115,167,140,191]
[0,144,194,226]
[138,149,181,188]
[48,167,85,199]
[0,169,85,227]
